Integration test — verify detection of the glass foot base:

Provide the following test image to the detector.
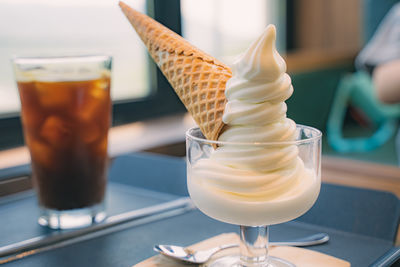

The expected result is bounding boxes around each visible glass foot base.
[38,203,106,229]
[207,255,296,267]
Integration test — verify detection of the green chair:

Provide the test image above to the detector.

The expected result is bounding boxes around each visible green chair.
[327,71,400,152]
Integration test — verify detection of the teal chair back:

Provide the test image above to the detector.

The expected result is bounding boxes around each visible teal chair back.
[327,71,400,152]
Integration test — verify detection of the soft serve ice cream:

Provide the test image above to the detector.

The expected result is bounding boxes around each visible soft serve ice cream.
[118,4,319,226]
[187,25,320,226]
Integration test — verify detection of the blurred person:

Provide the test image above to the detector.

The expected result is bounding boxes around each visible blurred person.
[355,3,400,164]
[373,59,400,104]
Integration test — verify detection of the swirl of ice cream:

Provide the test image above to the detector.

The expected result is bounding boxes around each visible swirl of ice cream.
[188,25,319,226]
[201,24,301,193]
[221,25,295,143]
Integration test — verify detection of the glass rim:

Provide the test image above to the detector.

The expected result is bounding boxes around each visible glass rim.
[12,54,112,65]
[186,124,322,146]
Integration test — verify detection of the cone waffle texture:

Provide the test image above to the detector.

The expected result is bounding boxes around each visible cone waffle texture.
[119,1,232,140]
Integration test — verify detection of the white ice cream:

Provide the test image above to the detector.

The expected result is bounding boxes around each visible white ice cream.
[187,25,320,226]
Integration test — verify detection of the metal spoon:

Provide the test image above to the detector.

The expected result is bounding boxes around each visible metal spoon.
[154,233,329,264]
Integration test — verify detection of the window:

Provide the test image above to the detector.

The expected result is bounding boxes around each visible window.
[0,0,149,114]
[0,0,283,149]
[181,0,286,64]
[0,0,184,149]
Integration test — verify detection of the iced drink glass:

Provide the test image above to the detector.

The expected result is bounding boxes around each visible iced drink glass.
[13,55,112,229]
[186,125,322,266]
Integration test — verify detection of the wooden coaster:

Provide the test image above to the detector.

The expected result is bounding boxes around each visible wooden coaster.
[134,233,350,267]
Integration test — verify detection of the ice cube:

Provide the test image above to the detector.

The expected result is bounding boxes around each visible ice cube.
[78,87,108,122]
[36,81,72,109]
[40,116,72,147]
[91,80,109,99]
[79,100,101,122]
[79,122,101,144]
[27,137,55,169]
[77,89,109,144]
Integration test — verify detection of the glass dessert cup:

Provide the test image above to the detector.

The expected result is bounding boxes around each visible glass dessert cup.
[186,125,322,267]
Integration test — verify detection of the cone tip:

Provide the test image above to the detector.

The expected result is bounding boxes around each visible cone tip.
[119,1,134,14]
[118,1,128,14]
[119,1,143,21]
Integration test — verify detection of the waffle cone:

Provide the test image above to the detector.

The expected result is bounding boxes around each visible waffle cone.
[119,1,231,141]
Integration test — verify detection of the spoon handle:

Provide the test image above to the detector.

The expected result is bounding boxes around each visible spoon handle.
[206,232,329,256]
[206,243,238,255]
[271,233,329,247]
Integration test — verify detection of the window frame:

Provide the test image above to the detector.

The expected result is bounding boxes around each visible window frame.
[0,0,185,150]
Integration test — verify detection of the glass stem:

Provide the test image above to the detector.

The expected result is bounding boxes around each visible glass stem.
[239,225,269,266]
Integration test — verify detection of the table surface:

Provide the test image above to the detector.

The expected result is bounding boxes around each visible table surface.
[0,152,399,267]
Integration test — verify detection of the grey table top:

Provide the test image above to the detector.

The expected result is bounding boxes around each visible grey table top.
[0,152,399,267]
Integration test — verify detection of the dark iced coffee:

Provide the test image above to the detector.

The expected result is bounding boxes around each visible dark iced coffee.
[14,55,112,229]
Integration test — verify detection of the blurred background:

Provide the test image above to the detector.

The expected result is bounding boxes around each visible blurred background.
[0,0,399,167]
